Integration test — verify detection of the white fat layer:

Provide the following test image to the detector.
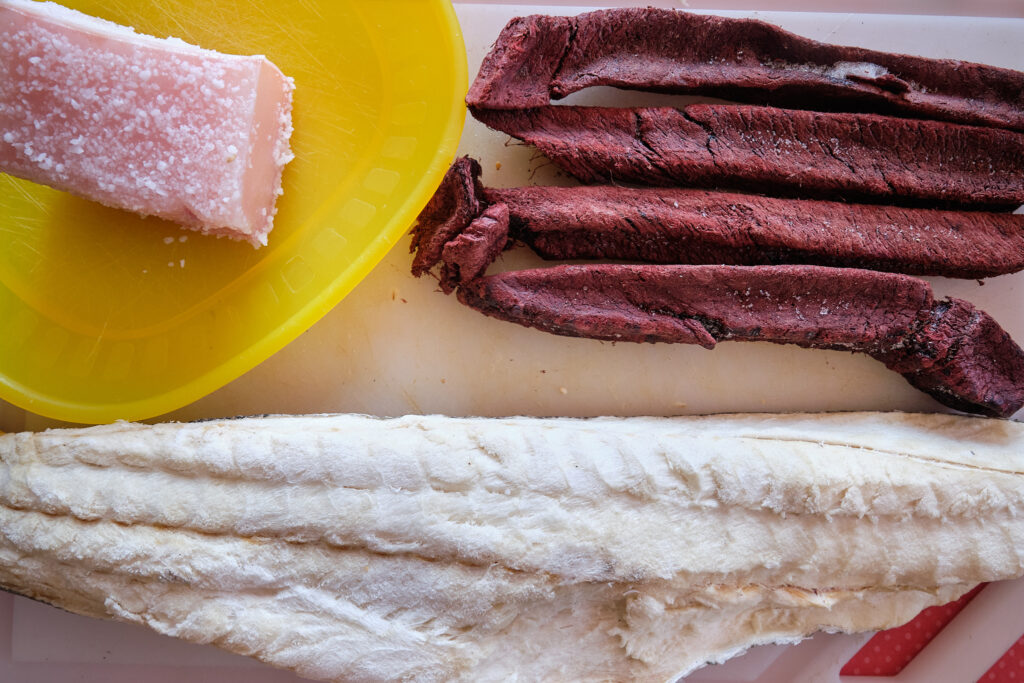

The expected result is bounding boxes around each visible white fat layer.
[828,61,892,81]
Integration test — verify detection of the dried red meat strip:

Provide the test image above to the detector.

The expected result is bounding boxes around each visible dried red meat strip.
[457,264,1024,418]
[412,157,1024,286]
[468,8,1024,132]
[472,105,1024,209]
[494,186,1024,277]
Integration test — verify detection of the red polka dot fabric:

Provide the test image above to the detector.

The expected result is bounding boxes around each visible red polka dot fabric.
[980,634,1024,683]
[840,584,986,676]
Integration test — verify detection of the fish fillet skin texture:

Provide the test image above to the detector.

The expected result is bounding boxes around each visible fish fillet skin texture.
[0,0,295,246]
[1,412,1023,682]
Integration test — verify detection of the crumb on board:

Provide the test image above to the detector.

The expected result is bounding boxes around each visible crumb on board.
[495,162,502,170]
[559,387,568,395]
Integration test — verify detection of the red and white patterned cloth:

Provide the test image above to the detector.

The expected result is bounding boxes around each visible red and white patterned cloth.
[980,637,1024,682]
[841,584,1024,681]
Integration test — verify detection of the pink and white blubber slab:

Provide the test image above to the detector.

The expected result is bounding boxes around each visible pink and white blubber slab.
[0,0,295,247]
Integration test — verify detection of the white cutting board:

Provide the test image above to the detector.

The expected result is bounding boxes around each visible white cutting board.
[1,4,1023,682]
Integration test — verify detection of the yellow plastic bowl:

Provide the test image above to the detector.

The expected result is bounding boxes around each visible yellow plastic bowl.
[0,0,467,423]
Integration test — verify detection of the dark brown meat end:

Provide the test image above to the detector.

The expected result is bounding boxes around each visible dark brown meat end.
[876,299,1024,418]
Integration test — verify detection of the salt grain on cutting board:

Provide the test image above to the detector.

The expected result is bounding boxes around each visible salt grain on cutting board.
[0,0,295,247]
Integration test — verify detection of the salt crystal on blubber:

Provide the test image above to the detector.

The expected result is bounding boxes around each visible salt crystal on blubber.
[0,0,295,247]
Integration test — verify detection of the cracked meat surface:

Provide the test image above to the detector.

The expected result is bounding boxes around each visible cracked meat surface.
[490,186,1024,278]
[468,8,1024,132]
[472,105,1024,209]
[457,264,1024,417]
[458,264,928,350]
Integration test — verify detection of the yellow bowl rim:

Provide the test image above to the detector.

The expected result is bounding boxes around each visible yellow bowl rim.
[0,0,468,424]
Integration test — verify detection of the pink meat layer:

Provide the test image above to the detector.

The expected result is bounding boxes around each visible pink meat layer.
[0,0,295,247]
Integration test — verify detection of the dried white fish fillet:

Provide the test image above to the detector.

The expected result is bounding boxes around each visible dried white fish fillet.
[0,412,1022,682]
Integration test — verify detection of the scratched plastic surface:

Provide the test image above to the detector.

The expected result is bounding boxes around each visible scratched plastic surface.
[0,0,467,423]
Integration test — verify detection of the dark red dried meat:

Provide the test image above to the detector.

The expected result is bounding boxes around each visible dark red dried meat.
[468,8,1024,132]
[410,156,484,278]
[494,187,1024,277]
[439,203,510,293]
[412,157,1024,285]
[457,264,1024,418]
[472,105,1024,209]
